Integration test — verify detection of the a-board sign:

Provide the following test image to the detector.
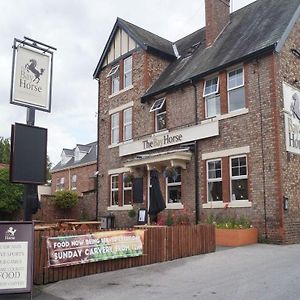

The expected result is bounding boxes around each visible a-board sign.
[0,222,33,295]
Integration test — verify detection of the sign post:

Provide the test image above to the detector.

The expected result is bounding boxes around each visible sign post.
[9,37,56,222]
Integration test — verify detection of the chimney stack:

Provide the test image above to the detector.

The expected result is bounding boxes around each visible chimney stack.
[205,0,230,47]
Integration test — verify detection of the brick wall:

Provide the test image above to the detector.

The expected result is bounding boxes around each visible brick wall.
[51,163,96,195]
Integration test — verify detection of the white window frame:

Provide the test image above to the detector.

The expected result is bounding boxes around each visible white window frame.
[203,77,219,97]
[71,174,77,190]
[111,175,119,206]
[123,56,132,88]
[107,65,119,78]
[206,159,222,202]
[123,108,132,141]
[56,178,60,191]
[111,113,119,145]
[60,177,65,191]
[165,167,182,204]
[149,98,165,112]
[227,67,245,112]
[123,174,132,206]
[155,101,166,132]
[230,155,248,201]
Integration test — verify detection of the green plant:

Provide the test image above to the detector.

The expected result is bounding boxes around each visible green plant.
[54,190,78,209]
[208,214,252,229]
[165,213,174,226]
[128,209,136,218]
[0,168,23,213]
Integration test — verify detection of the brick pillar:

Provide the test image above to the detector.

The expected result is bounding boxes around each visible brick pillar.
[222,157,230,202]
[220,71,228,114]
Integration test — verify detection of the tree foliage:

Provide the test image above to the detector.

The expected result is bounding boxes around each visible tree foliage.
[0,137,10,164]
[0,168,23,213]
[54,190,78,209]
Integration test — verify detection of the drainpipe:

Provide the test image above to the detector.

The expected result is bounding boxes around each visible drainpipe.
[255,58,268,240]
[191,80,200,224]
[95,79,100,221]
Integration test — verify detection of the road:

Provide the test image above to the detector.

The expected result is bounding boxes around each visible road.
[4,244,300,300]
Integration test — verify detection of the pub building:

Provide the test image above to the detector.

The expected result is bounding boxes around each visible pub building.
[94,0,300,243]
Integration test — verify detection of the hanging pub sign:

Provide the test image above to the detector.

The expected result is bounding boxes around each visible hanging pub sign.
[10,38,54,112]
[0,222,33,295]
[283,82,300,155]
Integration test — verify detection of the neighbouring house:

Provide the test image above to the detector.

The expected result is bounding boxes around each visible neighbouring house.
[93,0,300,243]
[51,142,97,195]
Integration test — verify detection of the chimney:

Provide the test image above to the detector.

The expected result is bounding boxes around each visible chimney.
[205,0,230,47]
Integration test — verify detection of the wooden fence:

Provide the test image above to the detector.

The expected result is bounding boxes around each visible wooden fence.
[34,224,215,285]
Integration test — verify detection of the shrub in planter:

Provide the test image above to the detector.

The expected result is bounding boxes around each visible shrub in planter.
[54,190,78,209]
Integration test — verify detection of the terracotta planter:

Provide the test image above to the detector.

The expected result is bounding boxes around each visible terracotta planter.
[215,227,258,247]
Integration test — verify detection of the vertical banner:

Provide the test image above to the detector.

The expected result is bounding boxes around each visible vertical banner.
[10,39,53,112]
[0,222,33,295]
[283,82,300,154]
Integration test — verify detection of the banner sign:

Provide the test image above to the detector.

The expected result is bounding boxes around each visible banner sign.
[0,222,33,295]
[283,82,300,155]
[47,230,144,267]
[11,41,52,112]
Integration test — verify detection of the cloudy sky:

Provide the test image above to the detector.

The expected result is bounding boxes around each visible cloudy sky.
[0,0,256,165]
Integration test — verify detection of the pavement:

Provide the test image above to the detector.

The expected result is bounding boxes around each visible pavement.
[2,244,300,300]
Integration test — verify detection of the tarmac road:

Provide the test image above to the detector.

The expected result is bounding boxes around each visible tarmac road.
[5,244,300,300]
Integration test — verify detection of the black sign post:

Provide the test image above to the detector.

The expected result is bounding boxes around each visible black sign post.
[0,222,33,299]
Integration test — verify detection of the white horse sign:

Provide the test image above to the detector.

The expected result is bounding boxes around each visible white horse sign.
[11,44,51,112]
[283,82,300,155]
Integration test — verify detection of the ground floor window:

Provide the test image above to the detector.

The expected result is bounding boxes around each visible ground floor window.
[110,173,133,207]
[230,155,248,201]
[71,174,77,190]
[111,175,119,206]
[166,167,181,203]
[207,159,222,202]
[123,176,132,205]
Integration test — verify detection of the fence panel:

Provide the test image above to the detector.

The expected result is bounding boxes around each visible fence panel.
[34,224,215,285]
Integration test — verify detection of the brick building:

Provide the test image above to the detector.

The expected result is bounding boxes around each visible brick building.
[51,142,97,195]
[94,0,300,243]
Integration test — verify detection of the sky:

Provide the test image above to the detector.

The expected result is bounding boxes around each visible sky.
[0,0,256,165]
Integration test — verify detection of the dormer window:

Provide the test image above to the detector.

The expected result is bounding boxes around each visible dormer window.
[204,77,220,118]
[74,148,80,162]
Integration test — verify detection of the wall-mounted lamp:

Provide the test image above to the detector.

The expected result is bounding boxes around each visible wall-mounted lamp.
[283,196,289,211]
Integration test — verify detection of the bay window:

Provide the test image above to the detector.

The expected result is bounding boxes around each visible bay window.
[207,159,222,202]
[166,167,181,203]
[228,67,245,112]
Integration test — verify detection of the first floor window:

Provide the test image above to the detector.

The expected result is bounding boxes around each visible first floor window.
[123,108,132,141]
[123,175,132,205]
[228,67,245,112]
[230,156,248,200]
[166,167,181,203]
[205,95,220,118]
[71,174,77,189]
[111,175,119,206]
[60,177,65,190]
[111,113,119,144]
[207,159,222,202]
[155,101,166,132]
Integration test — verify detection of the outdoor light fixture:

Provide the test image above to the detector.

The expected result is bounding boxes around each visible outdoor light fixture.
[283,196,289,211]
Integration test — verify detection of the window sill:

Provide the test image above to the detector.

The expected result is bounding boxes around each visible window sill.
[166,203,184,210]
[109,85,134,99]
[201,108,249,124]
[202,200,252,209]
[107,205,133,211]
[108,139,133,149]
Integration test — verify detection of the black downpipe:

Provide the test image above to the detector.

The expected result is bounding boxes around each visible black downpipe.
[256,59,268,239]
[191,80,200,224]
[95,80,100,221]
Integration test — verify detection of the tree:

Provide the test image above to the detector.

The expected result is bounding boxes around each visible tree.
[0,137,10,164]
[0,168,23,213]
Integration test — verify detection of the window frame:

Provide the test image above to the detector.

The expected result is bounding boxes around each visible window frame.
[165,167,182,204]
[111,112,120,145]
[155,101,167,132]
[107,65,120,78]
[149,98,165,112]
[203,76,219,97]
[227,67,245,112]
[123,107,132,141]
[60,177,65,191]
[123,174,132,206]
[71,174,77,190]
[123,56,132,88]
[111,175,119,206]
[206,159,222,202]
[230,155,248,201]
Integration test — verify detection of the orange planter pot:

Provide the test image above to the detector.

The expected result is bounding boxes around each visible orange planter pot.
[215,228,258,247]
